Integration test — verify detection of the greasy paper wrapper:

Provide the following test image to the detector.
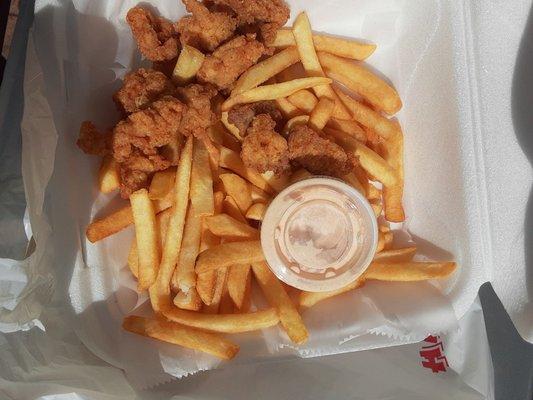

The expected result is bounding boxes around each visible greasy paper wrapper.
[6,0,531,388]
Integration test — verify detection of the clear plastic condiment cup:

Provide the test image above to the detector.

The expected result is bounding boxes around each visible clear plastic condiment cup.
[260,176,378,292]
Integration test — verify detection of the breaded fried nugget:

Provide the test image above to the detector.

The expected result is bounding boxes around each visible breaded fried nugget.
[197,35,265,90]
[127,7,179,61]
[113,68,174,114]
[288,125,355,176]
[241,114,289,175]
[177,0,237,52]
[227,100,283,137]
[175,83,218,139]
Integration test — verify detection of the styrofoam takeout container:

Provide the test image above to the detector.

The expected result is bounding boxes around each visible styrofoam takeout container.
[15,0,532,386]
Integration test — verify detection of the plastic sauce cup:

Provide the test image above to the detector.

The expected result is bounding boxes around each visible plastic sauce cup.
[261,177,378,292]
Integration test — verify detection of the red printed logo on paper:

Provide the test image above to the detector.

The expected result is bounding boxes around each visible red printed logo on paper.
[419,335,449,373]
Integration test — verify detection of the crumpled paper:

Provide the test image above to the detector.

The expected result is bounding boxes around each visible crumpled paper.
[1,0,531,389]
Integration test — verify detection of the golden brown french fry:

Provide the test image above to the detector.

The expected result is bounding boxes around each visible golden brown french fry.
[352,166,380,200]
[240,274,252,313]
[98,155,120,193]
[334,88,400,140]
[376,231,386,253]
[287,88,317,113]
[173,287,202,311]
[213,190,225,211]
[223,195,247,223]
[283,115,310,135]
[162,305,279,333]
[275,97,302,118]
[308,97,335,131]
[383,231,393,250]
[227,264,251,310]
[381,128,405,222]
[364,261,457,281]
[260,171,290,192]
[196,270,217,306]
[149,136,193,313]
[86,189,174,243]
[172,45,205,85]
[219,282,235,314]
[221,77,332,111]
[123,316,238,359]
[128,207,173,279]
[373,247,417,263]
[333,134,398,187]
[370,201,383,217]
[203,267,228,311]
[325,119,366,141]
[252,261,308,344]
[219,147,274,194]
[342,172,366,196]
[318,51,402,115]
[299,278,365,308]
[291,12,351,120]
[250,185,272,203]
[246,202,267,221]
[130,189,160,291]
[204,213,259,239]
[273,29,376,60]
[196,241,264,274]
[190,139,214,217]
[219,173,253,214]
[290,168,313,183]
[171,204,202,292]
[148,167,176,200]
[221,111,244,141]
[232,47,300,95]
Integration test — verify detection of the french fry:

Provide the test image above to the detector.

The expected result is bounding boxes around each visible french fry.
[370,201,383,217]
[219,147,274,194]
[204,213,259,239]
[275,97,302,118]
[318,51,402,115]
[203,267,228,312]
[219,173,253,214]
[352,166,381,200]
[260,171,290,192]
[227,264,251,310]
[325,119,366,141]
[240,273,252,313]
[376,231,386,253]
[128,207,173,279]
[273,28,376,60]
[148,167,176,200]
[250,185,272,203]
[308,97,335,131]
[277,62,306,82]
[252,261,308,344]
[219,283,235,314]
[342,172,366,196]
[98,155,120,193]
[130,189,160,291]
[197,270,218,306]
[373,247,417,263]
[86,190,174,243]
[149,136,193,313]
[223,195,247,223]
[171,204,202,292]
[232,47,300,95]
[290,168,313,183]
[291,12,351,119]
[364,262,457,281]
[333,133,398,187]
[163,306,280,333]
[287,88,317,113]
[299,278,365,308]
[190,139,214,217]
[246,202,267,221]
[123,316,238,360]
[282,115,309,135]
[221,77,332,111]
[172,45,205,85]
[334,88,401,140]
[196,241,264,274]
[383,231,394,250]
[173,287,202,311]
[221,111,244,141]
[381,128,405,222]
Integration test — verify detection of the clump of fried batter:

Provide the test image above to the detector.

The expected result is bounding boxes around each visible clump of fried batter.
[227,101,283,137]
[241,114,289,175]
[77,121,111,156]
[176,83,218,139]
[211,0,289,44]
[197,35,265,90]
[288,125,355,176]
[126,7,179,62]
[177,0,237,52]
[113,68,174,114]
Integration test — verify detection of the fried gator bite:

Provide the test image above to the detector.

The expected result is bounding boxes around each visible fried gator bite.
[288,124,355,177]
[241,114,289,175]
[227,100,283,137]
[127,7,179,61]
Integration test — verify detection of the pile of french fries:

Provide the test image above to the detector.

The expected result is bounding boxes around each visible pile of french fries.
[86,12,456,360]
